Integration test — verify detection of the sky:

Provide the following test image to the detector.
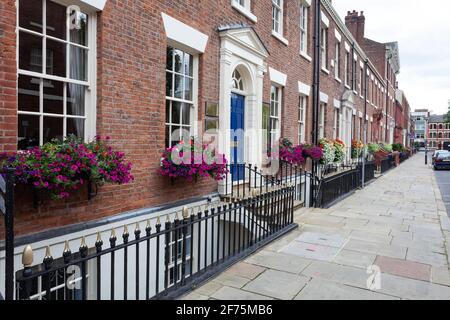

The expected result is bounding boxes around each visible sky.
[333,0,450,115]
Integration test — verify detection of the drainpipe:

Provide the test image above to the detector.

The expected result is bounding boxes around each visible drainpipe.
[310,0,321,206]
[385,50,391,143]
[362,59,369,188]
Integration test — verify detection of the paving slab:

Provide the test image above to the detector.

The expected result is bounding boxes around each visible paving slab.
[244,250,312,274]
[211,286,274,300]
[243,269,310,300]
[225,262,266,280]
[332,249,377,269]
[293,231,348,248]
[294,278,399,300]
[343,239,407,259]
[374,256,431,281]
[280,241,341,262]
[406,248,448,267]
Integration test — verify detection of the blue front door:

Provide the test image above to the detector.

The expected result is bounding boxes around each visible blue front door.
[231,93,245,181]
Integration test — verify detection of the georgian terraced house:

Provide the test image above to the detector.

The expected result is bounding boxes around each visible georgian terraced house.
[0,0,411,299]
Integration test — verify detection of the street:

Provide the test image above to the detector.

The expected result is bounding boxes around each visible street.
[183,155,450,300]
[434,167,450,216]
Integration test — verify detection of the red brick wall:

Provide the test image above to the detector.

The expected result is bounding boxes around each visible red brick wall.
[1,0,404,238]
[0,0,17,153]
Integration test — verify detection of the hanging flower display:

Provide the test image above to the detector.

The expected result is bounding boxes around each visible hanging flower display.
[0,136,134,200]
[159,140,228,182]
[351,140,364,159]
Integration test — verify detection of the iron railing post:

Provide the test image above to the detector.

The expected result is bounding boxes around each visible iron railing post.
[3,168,15,301]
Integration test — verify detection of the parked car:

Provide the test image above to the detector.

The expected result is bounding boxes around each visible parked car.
[432,150,450,165]
[434,151,450,170]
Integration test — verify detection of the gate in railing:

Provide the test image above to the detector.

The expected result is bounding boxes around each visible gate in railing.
[0,168,15,301]
[14,187,296,300]
[224,162,309,207]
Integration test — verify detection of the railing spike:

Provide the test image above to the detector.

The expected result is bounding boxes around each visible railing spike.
[182,206,189,219]
[63,240,71,255]
[156,216,161,226]
[22,245,33,267]
[175,212,180,221]
[123,225,129,237]
[166,214,171,223]
[80,236,88,251]
[110,228,117,240]
[44,246,52,260]
[146,219,151,230]
[135,222,141,233]
[96,232,103,246]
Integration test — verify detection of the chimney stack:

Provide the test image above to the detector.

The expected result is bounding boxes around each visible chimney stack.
[345,10,365,43]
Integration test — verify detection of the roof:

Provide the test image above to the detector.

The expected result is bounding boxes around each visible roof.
[429,115,446,123]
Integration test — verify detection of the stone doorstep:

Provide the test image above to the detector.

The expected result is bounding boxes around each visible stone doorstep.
[374,255,431,282]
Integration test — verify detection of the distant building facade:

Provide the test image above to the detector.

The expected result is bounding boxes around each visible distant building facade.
[428,115,450,150]
[411,109,430,147]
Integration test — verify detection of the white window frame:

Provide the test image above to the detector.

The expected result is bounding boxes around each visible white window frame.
[165,46,198,148]
[272,0,283,35]
[299,4,308,55]
[298,95,307,144]
[17,0,97,147]
[271,0,288,45]
[320,26,328,71]
[344,51,351,88]
[270,84,282,148]
[319,103,326,139]
[231,0,257,23]
[333,108,339,139]
[334,41,341,81]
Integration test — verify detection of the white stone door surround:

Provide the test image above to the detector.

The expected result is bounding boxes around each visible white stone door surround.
[217,27,268,194]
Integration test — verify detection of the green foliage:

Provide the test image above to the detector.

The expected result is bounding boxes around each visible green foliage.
[392,143,405,152]
[367,143,381,154]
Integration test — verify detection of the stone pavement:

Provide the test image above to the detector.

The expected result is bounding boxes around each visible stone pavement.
[181,155,450,300]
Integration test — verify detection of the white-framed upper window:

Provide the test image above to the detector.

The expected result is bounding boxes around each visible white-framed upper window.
[344,51,351,87]
[300,4,308,54]
[298,95,307,144]
[335,41,341,80]
[359,66,363,96]
[231,0,257,22]
[272,0,283,35]
[165,46,197,148]
[270,85,282,148]
[319,103,326,139]
[320,26,328,70]
[17,0,96,150]
[333,108,340,139]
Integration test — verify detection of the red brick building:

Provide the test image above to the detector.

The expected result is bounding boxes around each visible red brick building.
[0,0,410,240]
[428,115,450,150]
[394,90,412,146]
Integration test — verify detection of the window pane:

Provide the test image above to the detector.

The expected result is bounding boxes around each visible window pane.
[182,104,190,125]
[165,125,170,148]
[174,74,184,99]
[44,80,64,114]
[166,47,174,71]
[19,0,43,33]
[18,114,40,150]
[166,100,171,123]
[18,75,40,112]
[185,77,193,101]
[67,83,86,116]
[46,39,66,77]
[67,118,85,139]
[69,11,88,46]
[174,50,183,74]
[171,126,181,146]
[166,72,173,97]
[43,116,63,143]
[19,32,43,73]
[172,101,181,125]
[184,53,193,77]
[46,0,66,40]
[69,45,88,81]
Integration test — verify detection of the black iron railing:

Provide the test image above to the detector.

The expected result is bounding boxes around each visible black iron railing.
[380,156,395,173]
[363,161,376,184]
[315,167,361,208]
[0,168,15,301]
[224,162,309,206]
[14,187,296,300]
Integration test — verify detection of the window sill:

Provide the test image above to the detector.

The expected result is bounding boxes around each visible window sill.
[300,51,312,62]
[344,84,351,90]
[321,67,330,75]
[272,31,289,46]
[353,90,358,95]
[335,77,342,83]
[231,2,257,23]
